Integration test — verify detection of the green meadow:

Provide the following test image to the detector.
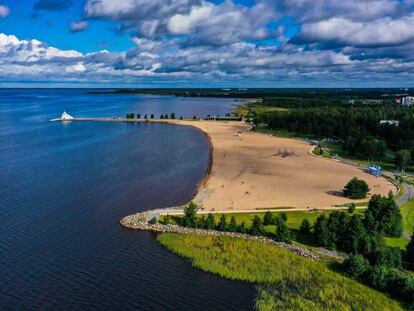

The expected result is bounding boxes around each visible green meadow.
[157,233,403,310]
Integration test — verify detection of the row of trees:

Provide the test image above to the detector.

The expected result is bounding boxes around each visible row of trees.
[126,113,179,119]
[174,203,293,243]
[255,106,414,162]
[312,194,402,255]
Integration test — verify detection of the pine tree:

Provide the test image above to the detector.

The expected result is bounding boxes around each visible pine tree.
[313,214,330,247]
[228,216,237,232]
[205,213,215,230]
[300,219,311,234]
[217,214,227,231]
[263,211,273,226]
[275,220,292,243]
[237,221,247,234]
[250,215,264,235]
[183,202,198,228]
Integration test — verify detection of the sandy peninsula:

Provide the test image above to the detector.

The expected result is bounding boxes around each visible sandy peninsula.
[162,120,396,211]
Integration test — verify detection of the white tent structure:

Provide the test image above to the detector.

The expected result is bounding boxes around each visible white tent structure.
[61,111,74,120]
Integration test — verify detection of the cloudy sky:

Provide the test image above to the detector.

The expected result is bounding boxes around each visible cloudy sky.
[1,0,414,87]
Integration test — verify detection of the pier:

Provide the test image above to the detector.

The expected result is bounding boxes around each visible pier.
[49,117,147,122]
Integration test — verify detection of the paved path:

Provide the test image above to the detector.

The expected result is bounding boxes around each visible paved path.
[146,209,184,221]
[397,182,414,241]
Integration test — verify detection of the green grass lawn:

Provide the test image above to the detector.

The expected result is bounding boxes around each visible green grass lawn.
[385,198,414,248]
[234,103,288,117]
[158,233,403,311]
[383,237,409,249]
[401,199,414,235]
[195,210,352,230]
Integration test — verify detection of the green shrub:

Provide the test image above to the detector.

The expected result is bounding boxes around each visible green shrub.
[279,212,288,222]
[149,217,157,224]
[348,203,356,214]
[343,177,370,199]
[163,214,171,225]
[344,254,369,279]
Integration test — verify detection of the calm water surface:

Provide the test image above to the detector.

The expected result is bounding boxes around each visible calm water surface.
[0,90,254,310]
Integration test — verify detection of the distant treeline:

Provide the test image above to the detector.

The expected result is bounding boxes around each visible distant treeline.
[256,106,414,161]
[90,88,414,102]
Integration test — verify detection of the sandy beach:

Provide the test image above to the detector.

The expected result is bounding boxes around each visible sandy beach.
[163,120,397,211]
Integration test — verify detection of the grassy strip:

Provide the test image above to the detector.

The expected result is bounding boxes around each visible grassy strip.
[383,237,409,249]
[157,233,403,310]
[234,103,288,117]
[385,198,414,249]
[401,199,414,235]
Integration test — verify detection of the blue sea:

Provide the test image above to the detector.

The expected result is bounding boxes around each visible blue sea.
[0,89,254,310]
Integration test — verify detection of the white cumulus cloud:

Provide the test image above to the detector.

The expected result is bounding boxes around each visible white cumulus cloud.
[0,5,9,18]
[70,21,89,32]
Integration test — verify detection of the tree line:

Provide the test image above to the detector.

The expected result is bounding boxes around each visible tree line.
[305,193,413,305]
[126,112,179,120]
[255,106,414,162]
[160,202,293,243]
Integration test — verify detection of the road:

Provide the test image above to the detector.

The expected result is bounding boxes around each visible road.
[397,182,414,240]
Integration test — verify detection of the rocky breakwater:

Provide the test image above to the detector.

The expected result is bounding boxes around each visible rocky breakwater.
[120,211,320,261]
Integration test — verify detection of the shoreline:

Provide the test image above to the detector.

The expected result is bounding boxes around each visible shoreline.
[51,117,397,213]
[120,213,320,261]
[158,120,397,212]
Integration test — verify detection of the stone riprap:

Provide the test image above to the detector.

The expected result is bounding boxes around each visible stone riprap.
[120,211,320,261]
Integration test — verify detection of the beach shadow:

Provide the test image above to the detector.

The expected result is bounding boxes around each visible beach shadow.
[326,190,344,197]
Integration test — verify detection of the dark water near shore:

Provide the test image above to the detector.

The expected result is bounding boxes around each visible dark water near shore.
[0,90,254,310]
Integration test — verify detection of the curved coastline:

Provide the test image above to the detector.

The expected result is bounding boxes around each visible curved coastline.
[118,119,398,238]
[51,117,398,218]
[143,120,396,212]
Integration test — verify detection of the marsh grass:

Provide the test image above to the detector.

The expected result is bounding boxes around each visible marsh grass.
[157,233,403,310]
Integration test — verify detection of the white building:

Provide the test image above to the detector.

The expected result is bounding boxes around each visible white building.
[379,120,400,127]
[61,111,74,120]
[402,96,414,106]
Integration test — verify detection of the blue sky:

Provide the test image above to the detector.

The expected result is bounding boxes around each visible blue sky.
[0,0,414,87]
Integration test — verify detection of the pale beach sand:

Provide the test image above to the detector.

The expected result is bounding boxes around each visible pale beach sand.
[165,120,397,211]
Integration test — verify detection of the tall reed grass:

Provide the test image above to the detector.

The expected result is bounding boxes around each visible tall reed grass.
[158,233,403,310]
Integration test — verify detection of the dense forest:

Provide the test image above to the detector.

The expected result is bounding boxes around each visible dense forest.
[91,87,413,103]
[255,105,414,162]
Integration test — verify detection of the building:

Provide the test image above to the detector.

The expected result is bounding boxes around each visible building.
[61,111,74,120]
[402,96,414,106]
[379,120,400,127]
